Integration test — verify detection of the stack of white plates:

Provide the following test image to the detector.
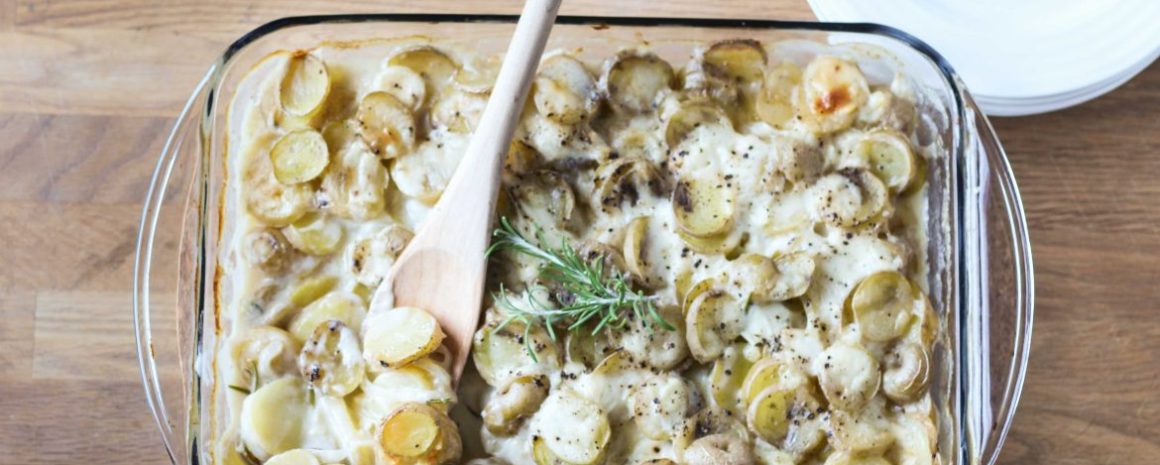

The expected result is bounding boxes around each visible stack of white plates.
[808,0,1160,116]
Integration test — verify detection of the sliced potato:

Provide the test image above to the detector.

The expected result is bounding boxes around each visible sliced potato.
[755,62,802,128]
[244,138,313,227]
[388,46,459,94]
[482,374,550,435]
[377,64,428,111]
[827,400,894,454]
[271,129,330,184]
[241,229,293,272]
[709,344,755,414]
[472,318,561,386]
[299,320,366,396]
[611,304,687,370]
[350,223,415,287]
[320,138,388,220]
[239,377,307,460]
[848,271,916,342]
[770,253,816,301]
[363,306,445,368]
[781,389,827,459]
[799,56,870,134]
[279,53,330,118]
[533,54,597,125]
[817,342,880,412]
[857,130,918,194]
[602,50,675,113]
[508,169,576,229]
[356,91,416,159]
[282,213,343,256]
[663,101,732,148]
[725,251,814,302]
[430,89,488,133]
[630,375,695,440]
[746,385,793,443]
[683,434,753,465]
[533,389,611,465]
[390,137,466,204]
[672,175,736,238]
[823,452,891,465]
[377,402,461,465]
[686,288,745,362]
[594,158,665,214]
[622,216,653,285]
[882,342,930,403]
[564,326,614,369]
[703,39,767,83]
[741,358,807,406]
[288,275,338,308]
[454,59,500,94]
[777,138,823,183]
[677,229,744,256]
[265,449,320,465]
[814,169,889,228]
[230,326,299,388]
[288,291,367,344]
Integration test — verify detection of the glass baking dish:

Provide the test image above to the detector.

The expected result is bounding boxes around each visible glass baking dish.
[133,14,1033,465]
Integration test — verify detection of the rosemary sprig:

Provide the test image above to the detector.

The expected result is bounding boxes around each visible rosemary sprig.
[486,217,673,359]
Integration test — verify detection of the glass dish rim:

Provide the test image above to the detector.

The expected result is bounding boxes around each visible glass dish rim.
[133,12,1033,465]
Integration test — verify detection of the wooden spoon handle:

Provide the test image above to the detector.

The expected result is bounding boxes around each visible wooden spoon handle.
[372,0,561,381]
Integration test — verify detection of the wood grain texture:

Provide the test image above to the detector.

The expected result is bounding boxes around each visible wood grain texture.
[0,0,1157,464]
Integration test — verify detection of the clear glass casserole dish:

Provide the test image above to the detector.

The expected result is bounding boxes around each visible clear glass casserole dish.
[133,14,1033,465]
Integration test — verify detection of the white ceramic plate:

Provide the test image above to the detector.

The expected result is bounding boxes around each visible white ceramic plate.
[808,0,1160,116]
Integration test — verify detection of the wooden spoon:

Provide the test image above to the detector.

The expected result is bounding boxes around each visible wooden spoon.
[368,0,562,381]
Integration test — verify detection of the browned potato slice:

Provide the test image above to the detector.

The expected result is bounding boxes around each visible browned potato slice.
[594,158,666,214]
[376,402,462,465]
[798,55,870,134]
[388,46,459,93]
[686,288,745,362]
[298,320,365,396]
[703,39,767,83]
[356,91,416,159]
[857,130,918,194]
[601,50,675,113]
[817,341,880,412]
[279,53,331,118]
[663,101,732,148]
[672,175,736,238]
[363,306,445,368]
[848,271,917,342]
[482,374,550,435]
[882,342,930,402]
[270,129,329,184]
[755,62,802,128]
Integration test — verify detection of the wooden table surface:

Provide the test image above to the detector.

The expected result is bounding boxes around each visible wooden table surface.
[1,1,1158,464]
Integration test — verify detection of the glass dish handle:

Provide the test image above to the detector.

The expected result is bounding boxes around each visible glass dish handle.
[134,67,217,465]
[959,90,1035,465]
